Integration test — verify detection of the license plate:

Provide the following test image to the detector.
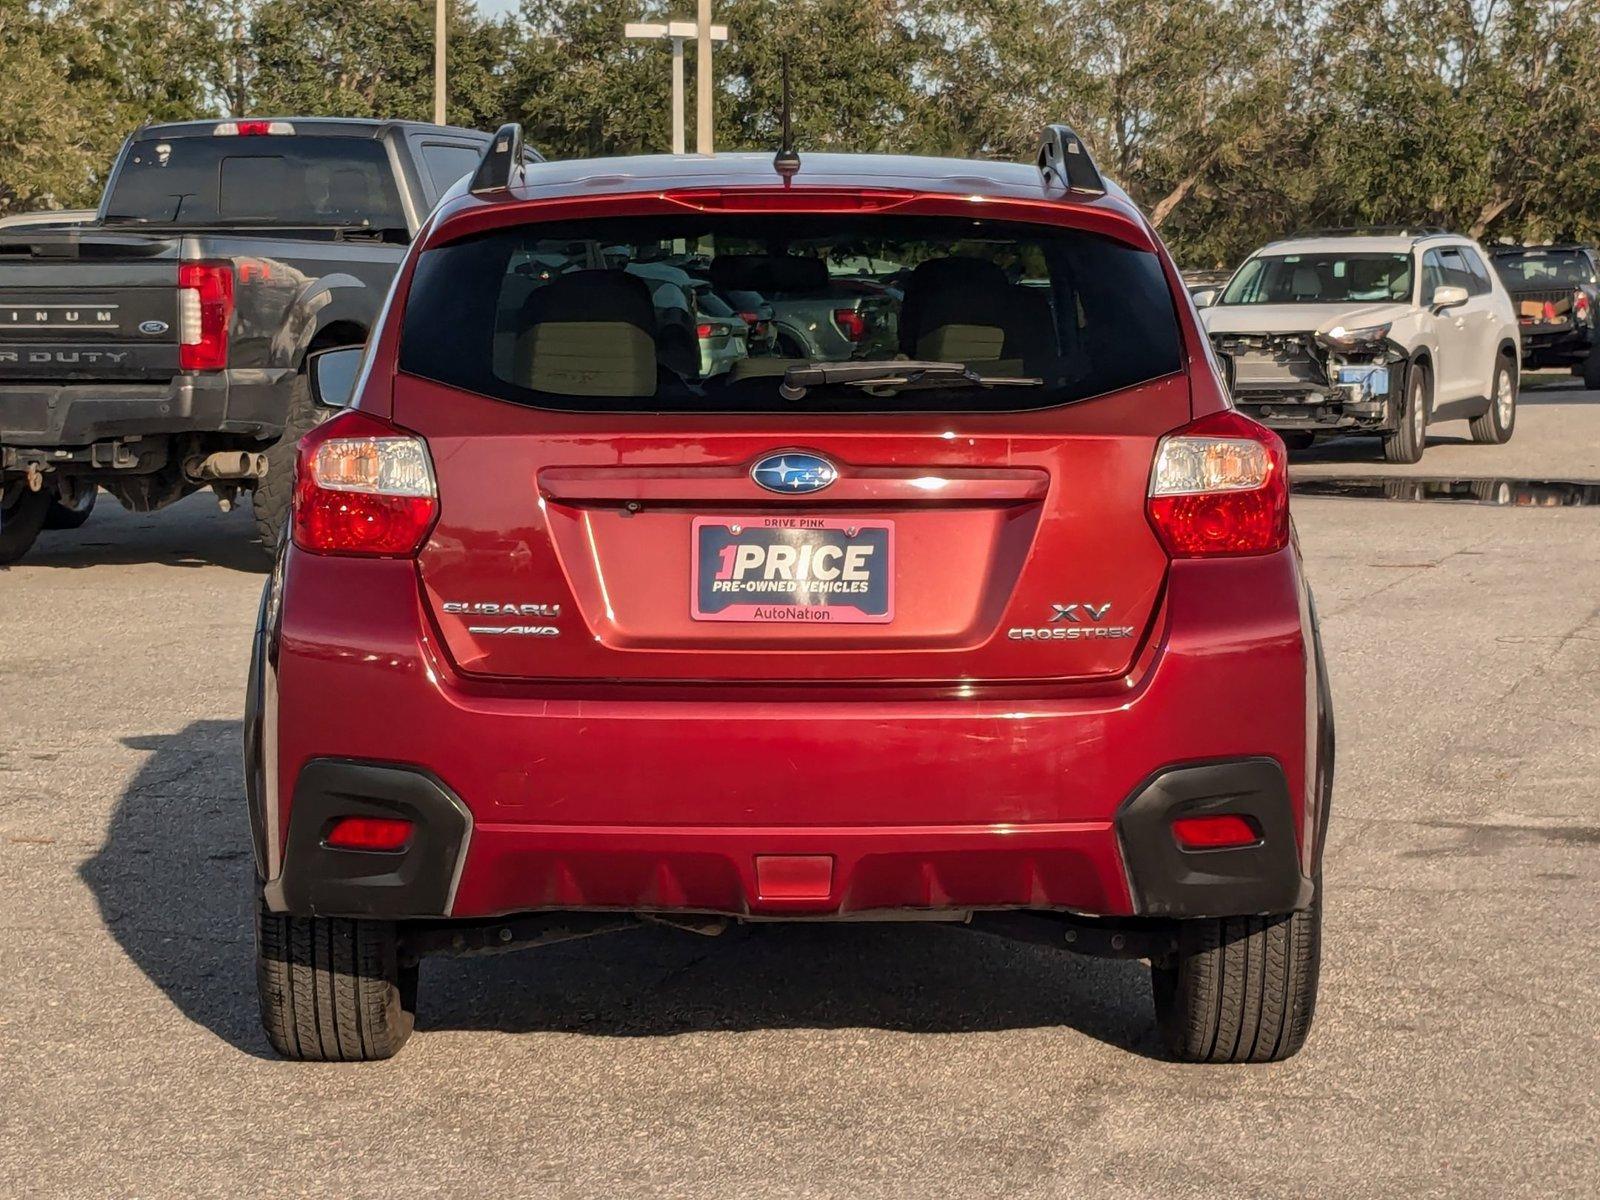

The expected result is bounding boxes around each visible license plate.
[691,516,894,624]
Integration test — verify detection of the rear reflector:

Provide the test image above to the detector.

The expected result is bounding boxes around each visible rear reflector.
[292,410,439,557]
[1171,814,1261,850]
[1147,410,1289,557]
[755,855,835,900]
[214,120,295,136]
[325,816,413,851]
[177,262,233,371]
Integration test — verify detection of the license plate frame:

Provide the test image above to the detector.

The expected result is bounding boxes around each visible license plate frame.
[690,516,894,624]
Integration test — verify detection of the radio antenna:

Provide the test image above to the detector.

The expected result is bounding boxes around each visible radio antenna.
[773,52,800,179]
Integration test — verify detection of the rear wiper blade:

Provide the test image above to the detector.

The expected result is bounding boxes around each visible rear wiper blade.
[779,359,1042,401]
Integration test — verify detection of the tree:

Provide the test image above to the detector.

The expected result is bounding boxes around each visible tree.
[248,0,517,129]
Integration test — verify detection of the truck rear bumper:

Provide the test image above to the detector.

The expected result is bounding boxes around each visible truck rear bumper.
[0,367,293,448]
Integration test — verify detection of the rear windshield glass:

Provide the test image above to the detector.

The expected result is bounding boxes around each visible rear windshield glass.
[398,215,1182,413]
[1491,251,1596,287]
[1221,252,1413,305]
[103,136,404,229]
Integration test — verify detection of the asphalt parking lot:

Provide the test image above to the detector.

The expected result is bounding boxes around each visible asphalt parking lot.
[2,378,1597,1198]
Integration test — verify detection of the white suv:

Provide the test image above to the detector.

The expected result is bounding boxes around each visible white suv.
[1198,230,1520,462]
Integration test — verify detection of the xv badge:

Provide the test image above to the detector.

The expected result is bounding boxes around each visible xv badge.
[1050,602,1113,623]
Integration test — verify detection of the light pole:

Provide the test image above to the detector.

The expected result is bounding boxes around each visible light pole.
[624,14,728,154]
[434,0,447,125]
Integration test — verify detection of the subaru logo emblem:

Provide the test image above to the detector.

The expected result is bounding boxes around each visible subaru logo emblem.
[138,319,169,335]
[751,452,837,495]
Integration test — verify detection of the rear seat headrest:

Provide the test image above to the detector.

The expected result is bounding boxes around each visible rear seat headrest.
[514,270,658,397]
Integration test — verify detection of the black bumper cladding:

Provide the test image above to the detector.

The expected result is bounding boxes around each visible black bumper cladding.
[1116,758,1313,918]
[269,759,471,918]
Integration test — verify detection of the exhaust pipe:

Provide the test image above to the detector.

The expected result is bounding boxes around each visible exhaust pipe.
[185,451,267,482]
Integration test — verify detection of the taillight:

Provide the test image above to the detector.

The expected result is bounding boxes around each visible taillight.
[1147,410,1289,557]
[834,307,868,341]
[291,410,438,557]
[1575,290,1592,325]
[178,262,233,371]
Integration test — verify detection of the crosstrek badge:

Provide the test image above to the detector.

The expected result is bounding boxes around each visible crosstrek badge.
[691,516,894,623]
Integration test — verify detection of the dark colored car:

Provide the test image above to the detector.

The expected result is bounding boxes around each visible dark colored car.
[0,117,501,564]
[247,129,1332,1064]
[1489,244,1600,387]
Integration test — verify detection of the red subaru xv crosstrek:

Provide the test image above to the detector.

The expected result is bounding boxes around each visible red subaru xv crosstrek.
[245,126,1332,1063]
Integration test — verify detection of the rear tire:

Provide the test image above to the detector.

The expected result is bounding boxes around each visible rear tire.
[44,486,96,530]
[1150,897,1321,1063]
[1469,358,1516,444]
[256,902,417,1061]
[251,369,329,557]
[0,486,50,565]
[1381,364,1428,464]
[1583,349,1600,391]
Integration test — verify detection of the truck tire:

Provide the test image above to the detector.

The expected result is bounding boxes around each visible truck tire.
[251,369,327,554]
[0,486,51,565]
[1381,364,1428,464]
[1279,431,1316,451]
[1469,357,1516,445]
[1150,897,1321,1063]
[256,901,417,1061]
[1583,350,1600,391]
[44,487,96,530]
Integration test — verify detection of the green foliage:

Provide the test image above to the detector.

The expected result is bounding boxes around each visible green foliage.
[2,0,1598,266]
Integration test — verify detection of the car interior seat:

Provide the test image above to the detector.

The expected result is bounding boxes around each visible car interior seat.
[898,257,1055,375]
[510,270,658,397]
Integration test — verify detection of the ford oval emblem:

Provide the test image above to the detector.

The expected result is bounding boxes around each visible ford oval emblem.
[138,319,169,335]
[751,452,837,495]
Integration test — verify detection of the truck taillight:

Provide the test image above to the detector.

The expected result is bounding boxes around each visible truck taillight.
[1575,290,1592,325]
[1146,410,1289,557]
[178,262,233,371]
[291,411,438,557]
[834,307,868,341]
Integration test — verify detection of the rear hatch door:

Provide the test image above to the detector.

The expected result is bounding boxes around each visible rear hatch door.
[401,375,1186,684]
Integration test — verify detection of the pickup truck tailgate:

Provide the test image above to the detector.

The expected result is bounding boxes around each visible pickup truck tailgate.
[0,230,180,382]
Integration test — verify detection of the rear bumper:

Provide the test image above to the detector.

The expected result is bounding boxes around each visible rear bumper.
[0,367,293,449]
[255,549,1326,923]
[1518,327,1592,366]
[268,754,1311,921]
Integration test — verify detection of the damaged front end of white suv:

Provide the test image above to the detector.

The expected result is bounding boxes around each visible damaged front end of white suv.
[1204,304,1413,437]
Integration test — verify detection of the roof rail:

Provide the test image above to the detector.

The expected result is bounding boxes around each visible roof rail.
[470,123,525,196]
[1036,125,1105,196]
[1288,225,1451,240]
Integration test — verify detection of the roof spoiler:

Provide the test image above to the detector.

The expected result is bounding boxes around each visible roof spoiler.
[470,123,525,196]
[1036,125,1105,196]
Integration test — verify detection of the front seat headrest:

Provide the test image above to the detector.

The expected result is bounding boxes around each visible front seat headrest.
[513,270,657,397]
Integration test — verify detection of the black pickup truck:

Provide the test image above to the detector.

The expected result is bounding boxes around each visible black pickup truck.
[0,117,497,564]
[1489,243,1600,388]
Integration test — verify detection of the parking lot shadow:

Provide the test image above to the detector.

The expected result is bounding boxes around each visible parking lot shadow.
[82,721,1163,1059]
